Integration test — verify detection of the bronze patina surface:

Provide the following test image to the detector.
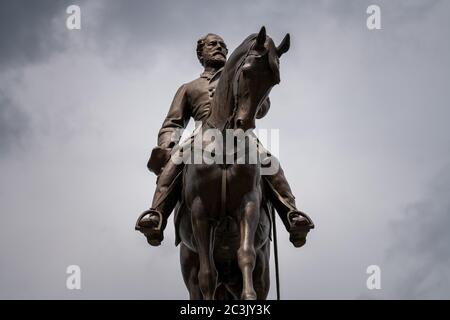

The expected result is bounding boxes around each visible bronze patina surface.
[135,27,314,300]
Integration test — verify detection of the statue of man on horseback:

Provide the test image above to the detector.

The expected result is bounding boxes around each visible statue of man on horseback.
[135,28,314,300]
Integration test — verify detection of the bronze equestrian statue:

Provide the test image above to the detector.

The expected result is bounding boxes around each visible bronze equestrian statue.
[135,27,314,300]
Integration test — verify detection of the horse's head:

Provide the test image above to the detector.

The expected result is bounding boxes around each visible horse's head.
[232,26,290,131]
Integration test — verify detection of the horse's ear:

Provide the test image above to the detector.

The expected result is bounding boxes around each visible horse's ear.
[277,33,290,57]
[256,26,266,49]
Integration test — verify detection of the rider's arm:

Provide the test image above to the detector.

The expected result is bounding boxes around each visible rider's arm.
[256,97,271,119]
[157,84,191,148]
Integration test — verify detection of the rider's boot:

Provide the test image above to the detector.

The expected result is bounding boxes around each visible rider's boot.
[263,165,315,248]
[135,160,184,246]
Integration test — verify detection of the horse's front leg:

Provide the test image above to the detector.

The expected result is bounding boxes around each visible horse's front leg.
[191,197,218,300]
[237,193,260,300]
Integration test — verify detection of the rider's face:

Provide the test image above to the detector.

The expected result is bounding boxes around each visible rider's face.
[202,35,228,68]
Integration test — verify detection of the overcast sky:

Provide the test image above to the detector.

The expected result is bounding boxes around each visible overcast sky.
[1,0,449,299]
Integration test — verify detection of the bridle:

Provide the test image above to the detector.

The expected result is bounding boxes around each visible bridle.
[225,40,272,131]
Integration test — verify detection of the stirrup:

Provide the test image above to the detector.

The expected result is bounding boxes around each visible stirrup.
[287,210,315,230]
[135,209,164,246]
[135,209,163,231]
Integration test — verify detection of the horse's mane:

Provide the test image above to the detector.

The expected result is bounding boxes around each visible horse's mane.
[207,34,258,130]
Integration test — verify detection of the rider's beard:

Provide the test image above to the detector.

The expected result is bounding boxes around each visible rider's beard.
[203,54,226,69]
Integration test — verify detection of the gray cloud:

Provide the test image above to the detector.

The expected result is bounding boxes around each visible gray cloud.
[0,0,82,153]
[0,90,29,153]
[0,0,73,71]
[383,164,450,299]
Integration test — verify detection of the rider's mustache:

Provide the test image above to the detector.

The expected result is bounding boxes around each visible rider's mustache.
[211,51,226,59]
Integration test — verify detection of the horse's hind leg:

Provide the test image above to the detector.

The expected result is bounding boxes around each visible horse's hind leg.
[253,240,270,300]
[237,197,260,300]
[191,198,218,300]
[180,243,202,300]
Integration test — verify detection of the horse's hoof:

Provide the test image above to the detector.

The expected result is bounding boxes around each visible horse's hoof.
[241,292,257,300]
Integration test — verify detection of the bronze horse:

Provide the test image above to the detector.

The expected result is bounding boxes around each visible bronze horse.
[174,27,292,300]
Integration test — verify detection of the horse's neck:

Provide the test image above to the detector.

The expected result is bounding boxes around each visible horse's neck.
[207,76,235,131]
